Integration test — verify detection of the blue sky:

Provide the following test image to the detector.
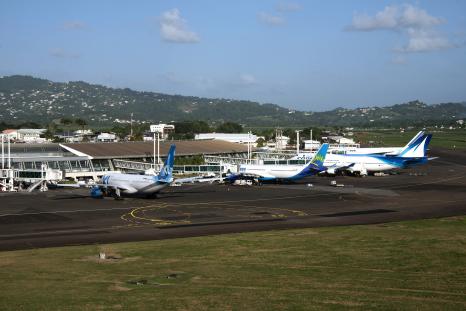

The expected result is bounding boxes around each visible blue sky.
[1,0,465,111]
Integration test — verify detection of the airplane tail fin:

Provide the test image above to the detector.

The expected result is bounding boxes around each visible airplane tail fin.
[404,131,425,149]
[385,131,424,156]
[157,144,176,182]
[398,134,432,158]
[309,143,329,168]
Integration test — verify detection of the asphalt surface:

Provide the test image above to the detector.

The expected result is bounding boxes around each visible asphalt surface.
[1,147,465,251]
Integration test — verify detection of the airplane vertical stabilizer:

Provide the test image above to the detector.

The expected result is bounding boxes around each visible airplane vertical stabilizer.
[398,134,432,158]
[157,144,176,182]
[310,143,329,168]
[403,131,425,149]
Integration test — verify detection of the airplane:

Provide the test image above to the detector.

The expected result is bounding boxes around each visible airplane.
[293,130,425,159]
[89,144,176,199]
[227,143,329,183]
[323,133,433,176]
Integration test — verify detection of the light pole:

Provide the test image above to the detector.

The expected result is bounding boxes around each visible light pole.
[157,132,160,165]
[150,124,162,170]
[247,131,251,162]
[295,130,301,155]
[1,134,4,169]
[130,113,133,139]
[7,135,11,169]
[310,129,313,150]
[153,132,156,168]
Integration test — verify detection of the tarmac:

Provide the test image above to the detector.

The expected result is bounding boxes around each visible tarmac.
[1,147,465,251]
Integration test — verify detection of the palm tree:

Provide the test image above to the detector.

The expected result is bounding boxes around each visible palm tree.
[60,117,73,138]
[75,118,87,132]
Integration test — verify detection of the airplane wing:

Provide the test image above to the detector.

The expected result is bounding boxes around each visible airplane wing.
[224,171,273,182]
[99,184,137,193]
[58,182,137,193]
[324,163,355,174]
[174,176,223,185]
[174,177,197,184]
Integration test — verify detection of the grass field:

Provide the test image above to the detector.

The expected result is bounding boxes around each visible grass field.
[354,129,466,149]
[1,217,465,310]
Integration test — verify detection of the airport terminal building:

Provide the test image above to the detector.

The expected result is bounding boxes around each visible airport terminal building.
[7,140,250,181]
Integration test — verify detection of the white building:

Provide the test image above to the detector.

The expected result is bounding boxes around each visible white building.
[149,124,175,140]
[303,139,321,150]
[267,136,290,150]
[96,133,118,142]
[327,136,356,145]
[74,129,93,136]
[1,129,47,143]
[195,133,258,146]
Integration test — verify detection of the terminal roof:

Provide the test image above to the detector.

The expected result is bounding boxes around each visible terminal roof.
[62,140,249,159]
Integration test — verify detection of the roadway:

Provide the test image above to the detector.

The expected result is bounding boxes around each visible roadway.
[0,147,465,251]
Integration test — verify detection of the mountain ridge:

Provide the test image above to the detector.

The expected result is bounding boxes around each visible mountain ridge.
[1,75,465,127]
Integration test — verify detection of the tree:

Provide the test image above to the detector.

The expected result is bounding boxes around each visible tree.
[302,127,323,141]
[252,128,274,141]
[216,122,243,133]
[169,121,212,140]
[75,118,87,131]
[283,128,297,145]
[60,117,73,137]
[42,129,55,140]
[256,137,266,147]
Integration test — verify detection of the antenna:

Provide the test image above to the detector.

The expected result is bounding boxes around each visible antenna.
[130,113,133,138]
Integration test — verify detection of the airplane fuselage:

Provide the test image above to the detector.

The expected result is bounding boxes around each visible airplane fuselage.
[238,164,310,180]
[102,173,168,195]
[296,153,426,173]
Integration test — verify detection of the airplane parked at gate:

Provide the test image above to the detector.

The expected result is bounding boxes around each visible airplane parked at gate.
[227,143,329,182]
[89,144,176,199]
[323,133,433,175]
[293,131,425,159]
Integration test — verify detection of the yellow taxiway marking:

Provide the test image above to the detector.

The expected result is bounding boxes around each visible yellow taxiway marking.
[120,195,314,227]
[121,203,192,226]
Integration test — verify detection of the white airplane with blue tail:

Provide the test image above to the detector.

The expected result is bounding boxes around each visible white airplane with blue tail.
[323,133,433,176]
[227,143,329,182]
[90,144,176,199]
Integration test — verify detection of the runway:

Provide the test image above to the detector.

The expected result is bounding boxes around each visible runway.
[1,147,465,251]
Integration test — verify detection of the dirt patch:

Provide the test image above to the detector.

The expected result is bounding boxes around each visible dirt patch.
[288,230,319,236]
[322,299,364,307]
[108,283,132,292]
[75,255,141,264]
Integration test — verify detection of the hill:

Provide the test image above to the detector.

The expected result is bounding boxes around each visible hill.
[0,75,465,127]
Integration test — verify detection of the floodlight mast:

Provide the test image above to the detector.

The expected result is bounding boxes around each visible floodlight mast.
[1,134,4,169]
[150,124,163,170]
[295,130,302,155]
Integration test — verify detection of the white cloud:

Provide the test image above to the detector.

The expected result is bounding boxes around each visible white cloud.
[349,5,399,31]
[348,4,443,31]
[258,12,285,26]
[240,74,258,85]
[159,8,200,43]
[347,4,454,54]
[399,5,444,28]
[400,29,454,52]
[49,48,80,59]
[63,21,87,30]
[276,1,302,12]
